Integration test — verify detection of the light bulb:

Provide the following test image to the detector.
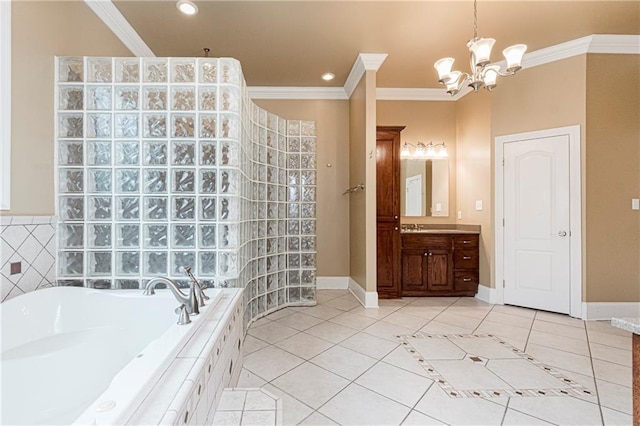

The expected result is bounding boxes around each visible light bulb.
[434,58,455,83]
[400,143,411,157]
[503,44,527,73]
[468,38,496,67]
[483,65,499,91]
[415,143,426,157]
[176,0,198,15]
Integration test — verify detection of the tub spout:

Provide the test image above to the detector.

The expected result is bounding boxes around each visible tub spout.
[180,266,209,306]
[143,277,199,316]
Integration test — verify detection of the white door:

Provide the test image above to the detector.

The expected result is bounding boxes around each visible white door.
[405,175,422,216]
[503,135,571,314]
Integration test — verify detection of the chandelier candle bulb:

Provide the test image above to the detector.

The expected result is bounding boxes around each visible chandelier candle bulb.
[469,38,496,66]
[503,44,528,72]
[435,58,455,83]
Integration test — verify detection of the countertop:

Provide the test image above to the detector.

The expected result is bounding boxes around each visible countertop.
[401,229,480,235]
[611,317,640,335]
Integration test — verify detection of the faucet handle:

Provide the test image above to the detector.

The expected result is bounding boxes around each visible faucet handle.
[180,266,192,275]
[176,304,191,325]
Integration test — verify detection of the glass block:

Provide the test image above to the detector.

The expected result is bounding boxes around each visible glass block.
[144,197,167,220]
[172,114,195,138]
[144,225,167,248]
[301,254,315,268]
[219,169,239,194]
[117,252,140,275]
[200,225,216,248]
[220,86,239,112]
[117,224,139,248]
[220,59,240,85]
[287,154,300,169]
[200,115,216,138]
[144,252,167,275]
[171,60,195,83]
[59,86,83,110]
[172,141,196,165]
[58,57,83,82]
[143,114,167,138]
[199,59,217,83]
[172,224,195,248]
[288,186,299,202]
[87,113,111,138]
[288,254,300,268]
[143,141,168,165]
[288,137,300,152]
[220,141,239,166]
[301,154,316,170]
[87,141,111,166]
[288,220,300,235]
[115,169,139,193]
[200,142,216,166]
[301,220,315,235]
[117,197,140,220]
[59,196,84,220]
[87,86,112,110]
[217,252,237,276]
[58,141,83,165]
[302,270,316,285]
[115,114,139,138]
[88,224,111,248]
[301,236,316,251]
[59,169,83,193]
[218,224,238,248]
[288,171,299,186]
[199,252,216,276]
[288,237,300,251]
[117,280,141,289]
[144,170,167,193]
[301,121,316,137]
[200,170,216,193]
[199,88,216,110]
[59,224,84,248]
[301,170,316,186]
[87,58,112,82]
[200,197,216,220]
[87,279,111,289]
[115,141,139,165]
[301,137,317,153]
[89,251,111,275]
[58,114,83,138]
[219,114,239,139]
[218,197,239,221]
[88,196,112,220]
[172,170,195,192]
[58,252,83,276]
[301,287,315,302]
[116,58,140,83]
[173,197,195,220]
[302,187,316,202]
[171,87,195,110]
[143,87,168,110]
[172,252,195,275]
[288,270,300,285]
[88,169,112,193]
[143,59,168,83]
[115,87,139,110]
[301,203,316,218]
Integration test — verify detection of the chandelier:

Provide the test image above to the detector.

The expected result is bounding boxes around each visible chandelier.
[400,142,448,160]
[434,0,527,96]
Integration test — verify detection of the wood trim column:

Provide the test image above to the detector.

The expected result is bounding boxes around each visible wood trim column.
[633,333,639,426]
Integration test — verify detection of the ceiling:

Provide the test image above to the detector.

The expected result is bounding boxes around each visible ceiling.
[113,1,640,88]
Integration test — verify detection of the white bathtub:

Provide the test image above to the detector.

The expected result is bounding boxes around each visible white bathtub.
[0,286,223,426]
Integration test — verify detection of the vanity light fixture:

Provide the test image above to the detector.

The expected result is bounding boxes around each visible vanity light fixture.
[400,142,448,159]
[434,0,527,96]
[321,72,335,81]
[176,0,198,15]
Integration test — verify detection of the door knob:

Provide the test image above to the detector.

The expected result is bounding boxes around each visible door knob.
[558,230,567,237]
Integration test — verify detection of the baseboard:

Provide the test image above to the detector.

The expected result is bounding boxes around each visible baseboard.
[581,302,640,320]
[348,278,378,308]
[316,276,349,290]
[475,284,498,304]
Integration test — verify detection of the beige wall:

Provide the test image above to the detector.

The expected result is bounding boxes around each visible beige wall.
[455,91,493,286]
[254,100,350,277]
[585,54,640,302]
[377,101,457,225]
[5,1,132,216]
[364,70,378,293]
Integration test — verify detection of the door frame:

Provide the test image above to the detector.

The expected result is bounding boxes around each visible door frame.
[494,125,582,318]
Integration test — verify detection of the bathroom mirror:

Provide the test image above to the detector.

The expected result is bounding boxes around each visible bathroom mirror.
[400,158,449,217]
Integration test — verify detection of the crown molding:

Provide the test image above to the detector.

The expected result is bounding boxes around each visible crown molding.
[249,86,348,100]
[84,0,155,57]
[376,88,455,102]
[588,34,640,54]
[344,53,388,98]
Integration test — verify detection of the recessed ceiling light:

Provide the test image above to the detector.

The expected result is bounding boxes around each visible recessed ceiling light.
[321,72,335,81]
[176,0,198,15]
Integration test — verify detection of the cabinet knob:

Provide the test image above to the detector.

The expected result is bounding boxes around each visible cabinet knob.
[463,256,472,260]
[424,252,432,256]
[394,226,399,231]
[463,278,472,282]
[462,240,471,244]
[394,216,399,220]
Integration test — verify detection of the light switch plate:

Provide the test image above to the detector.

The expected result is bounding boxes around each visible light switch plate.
[457,211,462,220]
[475,200,483,211]
[435,203,442,212]
[633,198,640,210]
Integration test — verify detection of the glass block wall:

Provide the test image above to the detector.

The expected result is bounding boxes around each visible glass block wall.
[55,56,317,326]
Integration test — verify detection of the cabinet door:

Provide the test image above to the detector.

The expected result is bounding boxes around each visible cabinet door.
[377,222,400,297]
[426,249,453,291]
[401,249,428,293]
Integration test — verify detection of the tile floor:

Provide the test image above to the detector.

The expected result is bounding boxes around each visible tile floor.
[237,290,633,426]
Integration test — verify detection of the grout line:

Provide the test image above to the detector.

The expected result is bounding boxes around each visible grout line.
[584,319,607,426]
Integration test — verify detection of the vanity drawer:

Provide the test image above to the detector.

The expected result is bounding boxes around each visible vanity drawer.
[402,234,450,249]
[453,235,479,249]
[453,249,478,269]
[454,271,478,292]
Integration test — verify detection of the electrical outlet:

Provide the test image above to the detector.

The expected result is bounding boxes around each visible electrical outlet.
[633,198,640,210]
[475,200,483,211]
[10,262,22,275]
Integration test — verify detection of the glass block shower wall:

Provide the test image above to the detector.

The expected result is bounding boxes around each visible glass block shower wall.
[55,57,317,326]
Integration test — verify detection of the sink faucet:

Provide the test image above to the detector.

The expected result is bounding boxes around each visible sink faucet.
[143,276,200,316]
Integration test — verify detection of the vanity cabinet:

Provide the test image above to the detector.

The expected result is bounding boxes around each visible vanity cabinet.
[401,233,479,296]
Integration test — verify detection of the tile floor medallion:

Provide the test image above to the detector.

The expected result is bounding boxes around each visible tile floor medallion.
[398,333,594,398]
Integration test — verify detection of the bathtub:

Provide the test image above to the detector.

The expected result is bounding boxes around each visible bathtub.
[0,286,224,426]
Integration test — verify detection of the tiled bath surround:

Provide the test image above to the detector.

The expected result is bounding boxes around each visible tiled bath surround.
[0,216,57,302]
[55,57,317,325]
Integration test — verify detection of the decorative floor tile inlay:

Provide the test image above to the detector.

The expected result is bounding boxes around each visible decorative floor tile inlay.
[398,333,593,399]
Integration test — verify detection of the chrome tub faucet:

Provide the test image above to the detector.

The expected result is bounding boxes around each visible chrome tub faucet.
[143,267,208,324]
